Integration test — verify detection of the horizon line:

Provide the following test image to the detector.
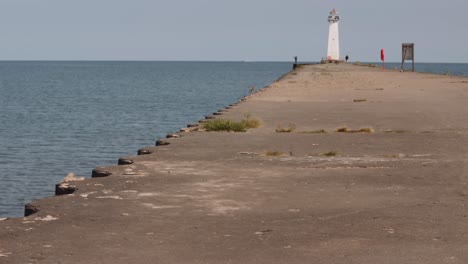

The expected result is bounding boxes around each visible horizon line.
[0,60,466,64]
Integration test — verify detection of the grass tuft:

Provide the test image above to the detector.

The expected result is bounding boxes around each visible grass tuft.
[358,127,374,133]
[265,151,285,156]
[301,129,327,134]
[322,151,338,157]
[203,119,246,132]
[276,123,296,133]
[336,127,350,133]
[353,99,367,102]
[241,112,261,129]
[203,113,261,132]
[336,126,374,133]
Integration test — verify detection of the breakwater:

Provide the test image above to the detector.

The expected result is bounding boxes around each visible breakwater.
[2,63,468,263]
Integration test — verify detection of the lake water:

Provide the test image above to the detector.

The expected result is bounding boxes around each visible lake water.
[1,61,467,218]
[0,61,291,217]
[377,62,468,77]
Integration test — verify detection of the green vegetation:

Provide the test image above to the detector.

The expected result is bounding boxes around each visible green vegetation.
[202,113,260,132]
[203,119,246,132]
[322,151,338,157]
[353,99,367,102]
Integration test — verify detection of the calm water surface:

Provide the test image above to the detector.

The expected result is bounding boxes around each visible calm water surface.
[0,61,290,217]
[377,62,468,77]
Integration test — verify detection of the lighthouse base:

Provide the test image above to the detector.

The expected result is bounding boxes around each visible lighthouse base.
[320,58,345,64]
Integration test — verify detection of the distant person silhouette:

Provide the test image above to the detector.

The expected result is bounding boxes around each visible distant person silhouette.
[345,55,349,63]
[294,56,298,64]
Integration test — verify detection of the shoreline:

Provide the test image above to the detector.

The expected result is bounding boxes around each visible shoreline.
[2,63,468,263]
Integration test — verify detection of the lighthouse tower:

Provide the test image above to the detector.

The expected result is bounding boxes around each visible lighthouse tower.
[327,9,340,61]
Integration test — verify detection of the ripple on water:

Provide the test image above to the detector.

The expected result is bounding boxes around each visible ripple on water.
[0,61,291,217]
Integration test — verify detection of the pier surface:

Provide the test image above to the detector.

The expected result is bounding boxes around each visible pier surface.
[2,64,468,263]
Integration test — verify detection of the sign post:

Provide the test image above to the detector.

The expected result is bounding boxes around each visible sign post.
[381,49,385,70]
[401,43,415,72]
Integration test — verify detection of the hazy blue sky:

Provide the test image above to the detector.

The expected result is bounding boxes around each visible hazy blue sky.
[0,0,466,62]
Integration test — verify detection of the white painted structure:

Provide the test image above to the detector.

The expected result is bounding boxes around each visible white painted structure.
[327,9,340,61]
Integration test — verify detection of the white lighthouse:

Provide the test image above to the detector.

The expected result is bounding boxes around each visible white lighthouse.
[327,9,340,61]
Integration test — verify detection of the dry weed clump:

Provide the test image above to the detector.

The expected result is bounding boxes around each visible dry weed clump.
[276,123,296,133]
[336,126,375,133]
[353,99,367,102]
[322,151,338,157]
[265,151,286,156]
[300,129,327,134]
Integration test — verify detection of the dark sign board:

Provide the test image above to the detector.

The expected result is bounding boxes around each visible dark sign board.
[401,43,415,72]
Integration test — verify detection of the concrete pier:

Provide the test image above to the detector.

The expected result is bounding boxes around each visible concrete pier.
[2,64,468,263]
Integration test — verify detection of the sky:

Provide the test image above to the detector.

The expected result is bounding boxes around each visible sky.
[0,0,466,62]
